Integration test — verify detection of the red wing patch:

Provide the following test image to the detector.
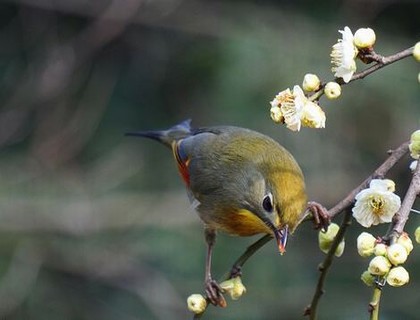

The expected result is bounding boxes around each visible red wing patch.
[172,140,190,186]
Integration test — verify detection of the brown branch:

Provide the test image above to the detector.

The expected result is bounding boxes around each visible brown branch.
[329,141,409,218]
[304,210,352,319]
[386,158,420,241]
[346,47,415,83]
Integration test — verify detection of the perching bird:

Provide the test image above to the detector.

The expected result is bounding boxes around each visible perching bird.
[126,120,316,306]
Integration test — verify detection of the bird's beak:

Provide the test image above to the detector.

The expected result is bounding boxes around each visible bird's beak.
[273,225,289,255]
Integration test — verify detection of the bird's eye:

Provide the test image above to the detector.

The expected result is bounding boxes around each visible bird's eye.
[262,193,274,212]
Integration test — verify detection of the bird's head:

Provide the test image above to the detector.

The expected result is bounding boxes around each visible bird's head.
[240,154,307,255]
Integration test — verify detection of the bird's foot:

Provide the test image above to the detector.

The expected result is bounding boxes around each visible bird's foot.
[205,278,227,307]
[307,201,331,231]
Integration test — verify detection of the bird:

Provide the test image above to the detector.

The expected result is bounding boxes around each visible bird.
[126,119,318,306]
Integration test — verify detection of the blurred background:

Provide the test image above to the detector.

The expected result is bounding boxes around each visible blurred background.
[0,0,419,319]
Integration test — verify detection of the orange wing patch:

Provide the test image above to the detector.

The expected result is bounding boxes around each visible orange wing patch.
[172,140,191,186]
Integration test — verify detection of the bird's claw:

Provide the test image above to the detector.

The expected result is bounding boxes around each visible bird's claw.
[205,278,227,307]
[307,201,331,231]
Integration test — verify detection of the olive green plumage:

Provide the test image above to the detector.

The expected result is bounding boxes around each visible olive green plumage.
[127,120,307,247]
[127,119,309,306]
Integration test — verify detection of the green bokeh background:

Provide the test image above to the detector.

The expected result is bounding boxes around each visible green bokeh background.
[0,0,419,319]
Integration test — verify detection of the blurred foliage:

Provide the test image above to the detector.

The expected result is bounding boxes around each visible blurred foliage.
[0,0,419,319]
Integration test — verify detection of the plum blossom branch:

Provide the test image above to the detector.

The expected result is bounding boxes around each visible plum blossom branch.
[270,26,417,133]
[304,140,410,319]
[309,46,415,102]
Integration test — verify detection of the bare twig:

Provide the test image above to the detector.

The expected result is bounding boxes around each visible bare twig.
[346,47,415,83]
[329,141,409,218]
[304,210,352,319]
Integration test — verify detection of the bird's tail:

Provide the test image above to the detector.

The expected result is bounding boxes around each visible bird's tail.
[125,119,192,148]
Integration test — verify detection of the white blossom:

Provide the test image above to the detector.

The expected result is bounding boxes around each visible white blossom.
[330,26,358,83]
[352,179,401,228]
[270,86,326,131]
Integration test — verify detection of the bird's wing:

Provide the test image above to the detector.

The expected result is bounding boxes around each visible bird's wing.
[172,140,191,187]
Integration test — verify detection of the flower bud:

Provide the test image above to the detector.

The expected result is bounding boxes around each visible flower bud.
[220,277,246,300]
[187,294,207,314]
[357,232,376,257]
[302,73,321,92]
[374,243,387,256]
[324,82,341,99]
[230,277,246,300]
[319,239,345,257]
[413,42,420,62]
[334,240,345,257]
[360,270,375,287]
[319,223,340,243]
[318,223,345,256]
[415,226,420,244]
[353,28,376,49]
[368,256,391,276]
[318,240,330,254]
[409,130,420,159]
[386,266,409,287]
[397,232,413,254]
[387,243,408,266]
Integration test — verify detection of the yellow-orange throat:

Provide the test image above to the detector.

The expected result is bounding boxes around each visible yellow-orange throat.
[220,209,279,237]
